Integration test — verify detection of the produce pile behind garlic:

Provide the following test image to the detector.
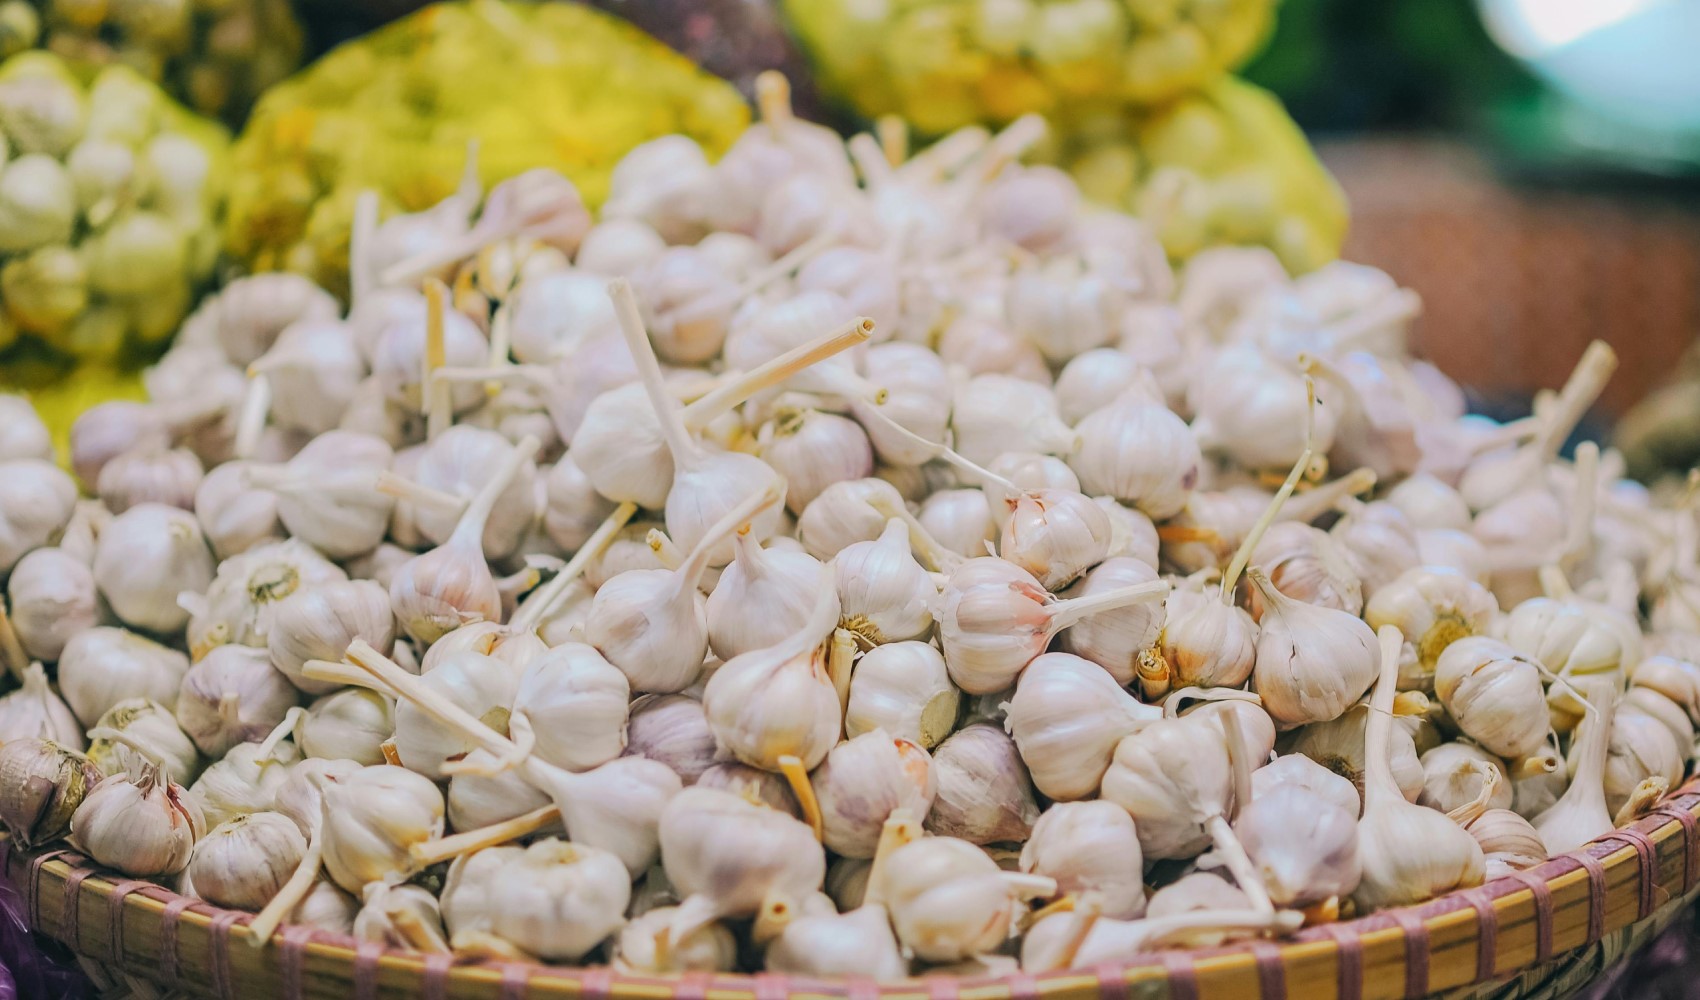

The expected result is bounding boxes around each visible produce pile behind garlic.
[1,74,1691,980]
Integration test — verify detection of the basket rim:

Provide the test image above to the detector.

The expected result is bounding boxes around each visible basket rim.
[7,779,1700,1000]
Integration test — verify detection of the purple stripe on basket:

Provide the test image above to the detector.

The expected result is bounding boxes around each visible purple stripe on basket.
[1602,828,1660,918]
[1158,951,1197,1000]
[279,924,315,1000]
[1386,908,1430,997]
[104,879,148,964]
[580,966,613,1000]
[59,866,93,946]
[927,973,960,1000]
[1459,885,1499,981]
[1005,972,1040,1000]
[845,977,881,1000]
[420,951,454,1000]
[1093,963,1128,1000]
[1572,851,1608,943]
[1506,870,1555,962]
[209,909,247,999]
[1247,939,1286,1000]
[24,848,72,928]
[352,939,385,1000]
[500,961,532,1000]
[1321,922,1363,1000]
[673,972,710,1000]
[754,972,792,1000]
[158,896,201,986]
[1651,804,1700,894]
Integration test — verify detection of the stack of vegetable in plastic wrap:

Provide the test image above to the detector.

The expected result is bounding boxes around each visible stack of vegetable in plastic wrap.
[783,0,1347,273]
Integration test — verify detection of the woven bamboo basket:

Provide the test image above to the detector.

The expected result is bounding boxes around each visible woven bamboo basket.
[5,780,1700,1000]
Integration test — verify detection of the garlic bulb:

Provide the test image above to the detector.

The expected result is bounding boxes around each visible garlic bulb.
[0,394,51,463]
[0,738,102,848]
[917,489,997,559]
[1387,473,1472,531]
[1190,347,1338,471]
[797,478,906,559]
[1433,637,1553,766]
[265,580,395,694]
[96,446,203,514]
[950,374,1077,467]
[187,539,347,659]
[175,645,298,757]
[1630,655,1700,728]
[658,786,824,937]
[1593,705,1684,818]
[463,840,631,961]
[290,880,360,935]
[1058,557,1164,686]
[1501,593,1642,682]
[1145,872,1256,918]
[445,749,557,834]
[0,459,77,575]
[72,761,206,877]
[1329,499,1421,600]
[1251,753,1360,817]
[844,641,959,749]
[515,643,631,772]
[408,427,541,561]
[813,731,936,858]
[251,431,397,559]
[298,689,393,765]
[1235,783,1361,906]
[188,812,307,911]
[708,532,831,660]
[1418,744,1513,814]
[355,883,449,953]
[872,835,1054,962]
[1070,394,1201,519]
[87,699,200,787]
[697,762,802,819]
[766,900,907,980]
[94,502,214,633]
[1353,626,1485,911]
[1005,652,1162,800]
[614,907,738,974]
[319,764,446,893]
[833,518,936,645]
[1020,801,1146,919]
[926,723,1040,844]
[625,694,716,784]
[0,663,83,749]
[1247,566,1378,726]
[194,462,284,559]
[702,584,841,771]
[273,758,362,836]
[1247,522,1362,619]
[393,651,517,779]
[760,408,874,515]
[1365,567,1497,690]
[7,547,99,662]
[1282,702,1424,805]
[188,733,301,830]
[1000,487,1114,591]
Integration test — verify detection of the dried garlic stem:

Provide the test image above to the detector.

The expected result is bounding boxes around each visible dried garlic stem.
[410,805,562,866]
[1613,777,1668,827]
[828,629,856,716]
[877,116,908,169]
[1325,289,1422,350]
[247,822,325,947]
[507,501,637,632]
[424,279,452,439]
[1279,467,1377,524]
[862,809,922,908]
[1218,376,1320,604]
[0,599,27,683]
[645,530,685,570]
[778,754,823,841]
[1561,441,1599,572]
[232,375,271,459]
[681,318,874,430]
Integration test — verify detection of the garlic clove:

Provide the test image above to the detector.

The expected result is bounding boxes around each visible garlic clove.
[0,737,103,848]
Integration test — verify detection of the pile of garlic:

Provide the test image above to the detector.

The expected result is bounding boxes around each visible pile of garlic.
[0,75,1693,979]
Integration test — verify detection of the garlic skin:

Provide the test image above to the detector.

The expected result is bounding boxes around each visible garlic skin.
[873,836,1047,963]
[471,840,632,962]
[615,907,738,974]
[97,446,203,514]
[1247,522,1363,619]
[853,343,952,467]
[265,580,396,694]
[188,812,307,911]
[1158,587,1259,691]
[1500,595,1642,681]
[1189,347,1338,471]
[188,539,347,659]
[394,651,516,780]
[542,456,617,553]
[1330,500,1421,600]
[1058,558,1165,686]
[951,374,1078,467]
[320,765,446,894]
[72,764,206,877]
[0,459,77,575]
[702,588,841,771]
[760,408,874,515]
[707,533,830,660]
[1247,567,1379,726]
[845,641,959,749]
[355,882,449,952]
[1005,652,1162,801]
[625,694,716,784]
[696,762,802,819]
[1054,349,1151,425]
[1282,703,1424,805]
[1462,809,1548,876]
[273,758,363,836]
[0,738,103,848]
[515,643,631,773]
[797,478,906,559]
[298,689,393,765]
[766,902,908,981]
[1433,637,1552,764]
[1251,754,1361,817]
[659,786,825,929]
[174,645,299,758]
[1020,801,1146,919]
[189,738,301,830]
[926,723,1040,845]
[1593,705,1685,817]
[833,518,937,645]
[1353,626,1486,911]
[1070,395,1201,519]
[87,700,201,787]
[813,731,937,858]
[289,880,360,935]
[919,489,998,560]
[7,547,99,662]
[94,502,215,633]
[195,462,284,559]
[1235,784,1362,906]
[1000,488,1114,591]
[1364,567,1498,690]
[1418,744,1513,814]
